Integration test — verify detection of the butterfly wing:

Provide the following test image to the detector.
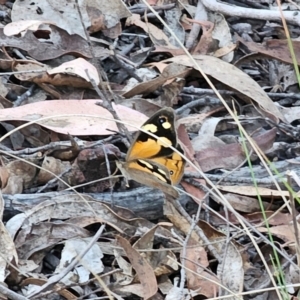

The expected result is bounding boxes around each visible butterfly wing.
[126,107,177,161]
[151,144,185,185]
[122,107,185,197]
[117,159,179,198]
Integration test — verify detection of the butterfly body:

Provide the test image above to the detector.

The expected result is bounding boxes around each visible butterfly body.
[119,107,185,198]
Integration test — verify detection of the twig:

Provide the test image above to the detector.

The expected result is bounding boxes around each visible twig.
[1,136,116,157]
[102,144,115,207]
[176,97,226,114]
[184,172,285,187]
[86,72,131,145]
[75,0,131,146]
[36,167,72,193]
[287,172,300,263]
[129,3,175,14]
[185,0,208,49]
[0,284,28,300]
[12,49,26,59]
[13,84,35,107]
[39,269,122,299]
[171,198,222,262]
[112,50,143,82]
[182,86,300,101]
[202,0,300,26]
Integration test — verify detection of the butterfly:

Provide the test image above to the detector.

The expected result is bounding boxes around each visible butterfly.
[117,107,185,198]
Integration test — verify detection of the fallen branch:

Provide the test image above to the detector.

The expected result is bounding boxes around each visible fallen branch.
[203,0,300,26]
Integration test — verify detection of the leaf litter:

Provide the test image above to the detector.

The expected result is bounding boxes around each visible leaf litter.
[0,0,300,299]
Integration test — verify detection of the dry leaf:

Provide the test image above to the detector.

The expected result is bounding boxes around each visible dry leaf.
[48,58,100,85]
[0,26,92,61]
[116,235,158,300]
[164,55,284,121]
[0,100,148,135]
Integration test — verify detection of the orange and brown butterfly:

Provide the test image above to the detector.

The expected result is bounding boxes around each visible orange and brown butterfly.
[117,107,185,198]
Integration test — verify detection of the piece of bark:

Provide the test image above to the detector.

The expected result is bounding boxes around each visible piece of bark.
[3,187,193,221]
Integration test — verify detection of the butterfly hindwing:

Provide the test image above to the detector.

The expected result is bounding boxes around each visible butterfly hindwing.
[151,144,185,185]
[118,158,178,198]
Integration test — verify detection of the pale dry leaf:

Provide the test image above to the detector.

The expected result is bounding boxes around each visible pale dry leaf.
[181,180,206,205]
[208,12,233,62]
[117,284,151,298]
[113,249,134,285]
[287,264,300,294]
[216,241,243,299]
[48,58,100,85]
[217,185,290,198]
[158,278,174,295]
[18,259,39,274]
[15,222,91,260]
[14,60,99,88]
[257,224,298,244]
[66,214,135,229]
[87,0,131,28]
[1,175,23,194]
[164,55,284,121]
[122,68,158,93]
[199,221,243,298]
[123,63,190,98]
[165,279,198,300]
[5,213,26,240]
[277,105,300,124]
[192,134,225,152]
[210,211,293,228]
[4,20,55,36]
[191,20,215,55]
[6,161,36,188]
[0,79,9,97]
[13,62,49,82]
[12,0,130,39]
[199,117,222,135]
[11,0,91,39]
[36,156,70,185]
[6,195,129,239]
[183,240,219,298]
[163,7,185,47]
[55,238,104,284]
[0,100,148,135]
[21,277,78,299]
[0,166,9,189]
[178,114,208,133]
[223,193,269,213]
[0,189,3,218]
[133,225,178,276]
[213,43,237,58]
[164,200,200,242]
[126,14,177,49]
[0,221,18,281]
[147,61,168,74]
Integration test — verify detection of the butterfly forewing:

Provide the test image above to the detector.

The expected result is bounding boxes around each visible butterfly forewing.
[126,108,177,161]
